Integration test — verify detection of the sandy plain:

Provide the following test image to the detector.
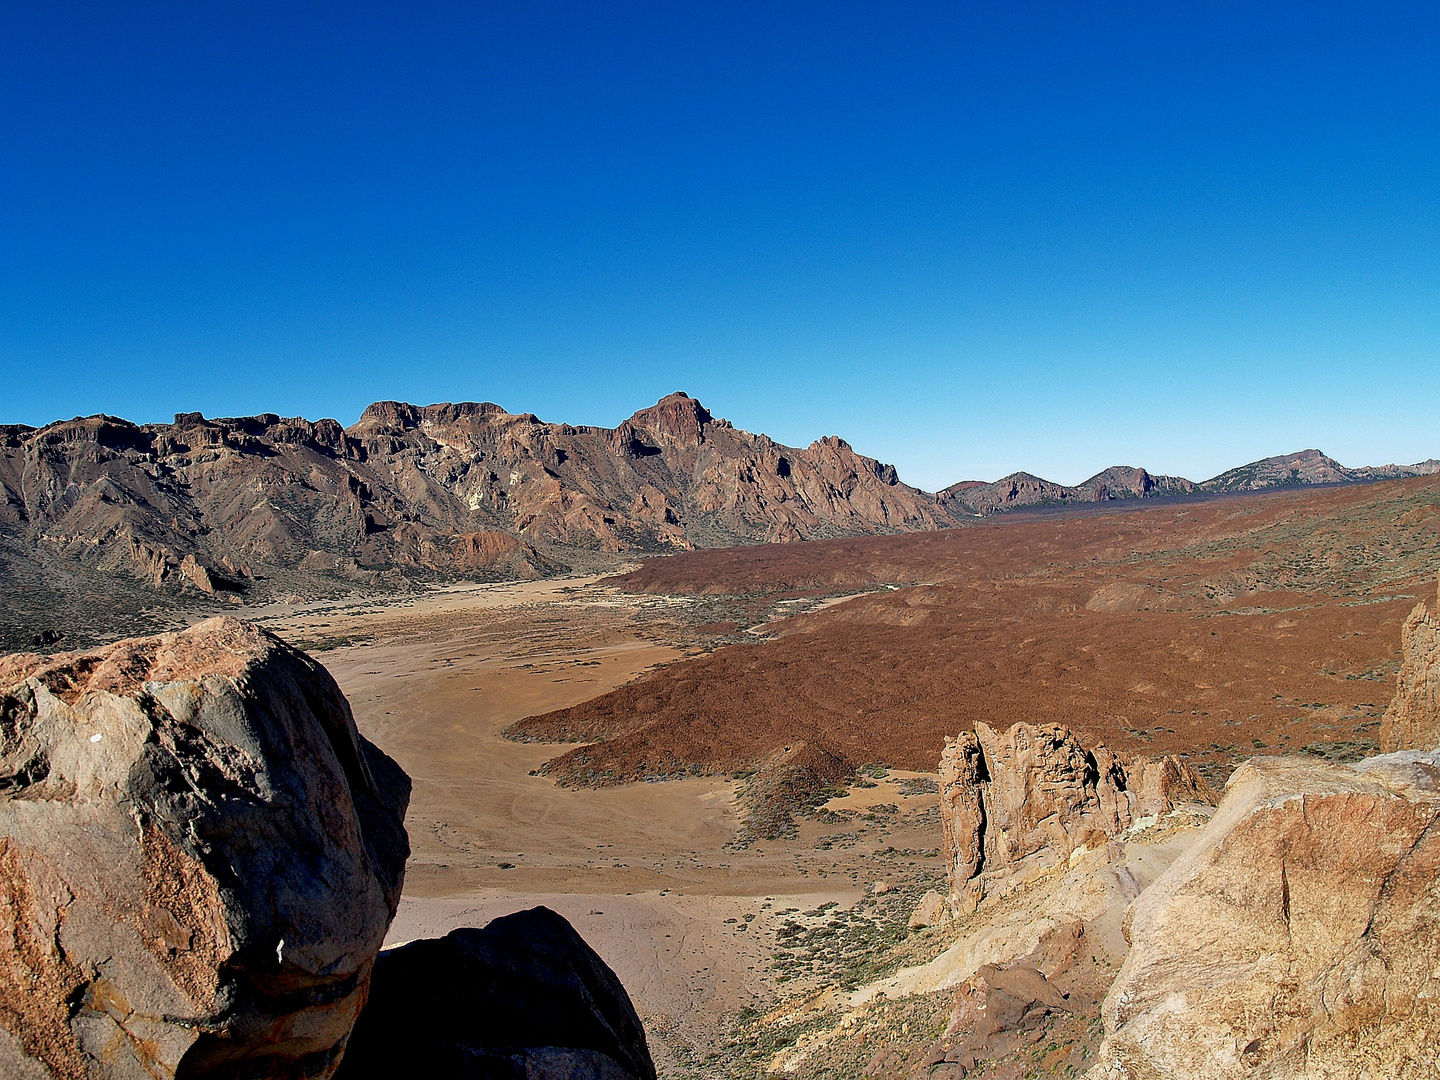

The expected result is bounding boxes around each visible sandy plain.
[255,575,948,1076]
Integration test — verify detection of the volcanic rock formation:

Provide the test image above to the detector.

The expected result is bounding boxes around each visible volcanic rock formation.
[0,618,411,1079]
[335,907,656,1080]
[0,393,943,591]
[1381,572,1440,753]
[1092,750,1440,1080]
[939,722,1215,912]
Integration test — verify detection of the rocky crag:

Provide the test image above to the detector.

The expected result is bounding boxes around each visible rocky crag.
[776,699,1440,1078]
[1380,571,1440,753]
[938,721,1216,914]
[0,619,655,1080]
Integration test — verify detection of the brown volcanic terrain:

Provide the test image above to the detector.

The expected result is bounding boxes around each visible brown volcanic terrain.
[0,393,949,651]
[512,475,1440,798]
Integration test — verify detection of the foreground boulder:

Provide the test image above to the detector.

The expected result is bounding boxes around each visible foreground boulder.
[1092,750,1440,1079]
[0,618,410,1079]
[335,906,656,1080]
[939,721,1215,911]
[1381,571,1440,752]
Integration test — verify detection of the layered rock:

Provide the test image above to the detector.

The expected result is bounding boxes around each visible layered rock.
[1092,750,1440,1079]
[939,722,1215,911]
[1380,572,1440,752]
[0,618,410,1079]
[334,907,655,1080]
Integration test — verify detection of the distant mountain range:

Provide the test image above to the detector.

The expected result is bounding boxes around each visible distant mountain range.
[940,449,1440,516]
[1,393,1435,607]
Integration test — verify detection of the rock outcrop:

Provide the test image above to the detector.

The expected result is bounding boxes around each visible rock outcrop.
[939,722,1215,911]
[334,906,656,1080]
[0,618,411,1079]
[1380,572,1440,752]
[1092,750,1440,1080]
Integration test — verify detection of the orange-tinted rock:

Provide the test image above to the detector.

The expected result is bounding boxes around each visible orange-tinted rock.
[939,722,1215,910]
[1093,751,1440,1079]
[0,619,410,1079]
[1380,571,1440,752]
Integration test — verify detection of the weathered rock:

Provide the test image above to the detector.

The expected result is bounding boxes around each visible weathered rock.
[1092,751,1440,1079]
[909,890,950,929]
[0,617,411,1079]
[939,722,1215,910]
[334,906,656,1080]
[1380,571,1440,753]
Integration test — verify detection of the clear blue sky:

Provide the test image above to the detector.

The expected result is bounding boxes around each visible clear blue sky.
[3,2,1438,488]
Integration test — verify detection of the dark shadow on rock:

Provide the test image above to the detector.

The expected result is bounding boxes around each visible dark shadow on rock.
[335,906,655,1080]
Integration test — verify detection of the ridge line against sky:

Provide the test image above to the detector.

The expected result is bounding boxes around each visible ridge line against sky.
[3,1,1439,488]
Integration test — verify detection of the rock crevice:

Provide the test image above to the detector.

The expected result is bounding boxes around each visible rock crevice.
[939,721,1216,913]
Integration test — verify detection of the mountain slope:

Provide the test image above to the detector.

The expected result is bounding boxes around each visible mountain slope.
[0,393,951,607]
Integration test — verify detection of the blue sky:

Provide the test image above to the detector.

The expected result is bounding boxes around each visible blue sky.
[3,2,1438,488]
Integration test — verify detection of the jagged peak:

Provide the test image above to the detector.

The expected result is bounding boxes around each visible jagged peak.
[622,392,714,447]
[352,401,511,432]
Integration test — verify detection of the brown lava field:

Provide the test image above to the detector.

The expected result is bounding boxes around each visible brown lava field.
[511,475,1440,793]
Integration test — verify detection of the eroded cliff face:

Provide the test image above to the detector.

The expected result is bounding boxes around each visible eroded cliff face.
[1091,751,1440,1080]
[0,393,950,601]
[1380,572,1440,753]
[938,722,1216,913]
[0,619,410,1080]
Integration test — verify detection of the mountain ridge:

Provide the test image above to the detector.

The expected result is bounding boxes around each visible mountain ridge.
[940,448,1440,516]
[2,393,1436,621]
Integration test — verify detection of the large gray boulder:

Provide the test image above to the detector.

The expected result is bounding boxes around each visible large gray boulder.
[0,617,410,1079]
[334,906,656,1080]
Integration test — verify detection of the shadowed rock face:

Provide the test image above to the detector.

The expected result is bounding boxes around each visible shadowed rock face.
[1381,572,1440,753]
[334,906,656,1080]
[939,722,1215,911]
[0,618,411,1080]
[1093,751,1440,1080]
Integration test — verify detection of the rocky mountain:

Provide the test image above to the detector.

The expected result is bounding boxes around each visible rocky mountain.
[939,466,1196,516]
[940,450,1440,516]
[1197,447,1440,492]
[0,392,950,611]
[3,389,1436,637]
